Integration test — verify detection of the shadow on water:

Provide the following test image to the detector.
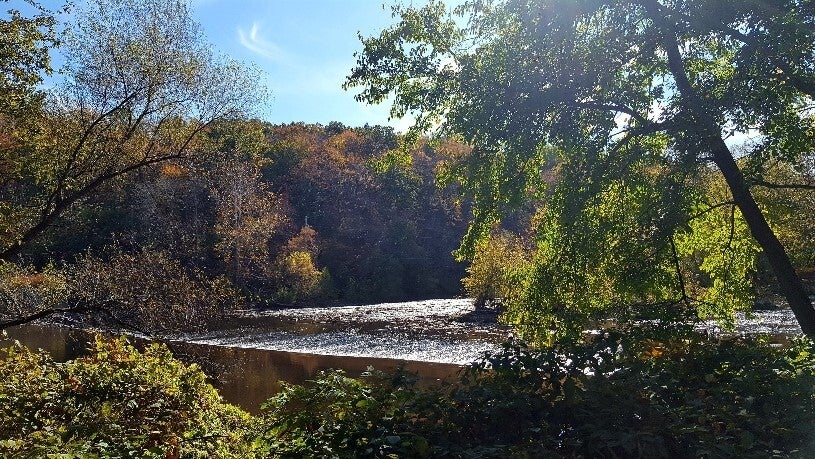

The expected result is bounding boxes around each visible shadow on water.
[1,324,461,413]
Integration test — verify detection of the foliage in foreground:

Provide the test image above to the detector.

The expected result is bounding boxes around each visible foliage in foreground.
[4,331,815,458]
[0,336,258,458]
[262,327,815,458]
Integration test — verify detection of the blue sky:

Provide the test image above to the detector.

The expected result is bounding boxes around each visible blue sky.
[190,0,408,129]
[12,0,413,129]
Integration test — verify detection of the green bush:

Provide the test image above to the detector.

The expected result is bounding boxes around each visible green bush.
[258,369,432,458]
[256,328,815,458]
[0,336,258,458]
[461,230,529,309]
[442,328,815,458]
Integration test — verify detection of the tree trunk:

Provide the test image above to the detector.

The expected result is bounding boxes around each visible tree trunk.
[642,0,815,336]
[708,137,815,336]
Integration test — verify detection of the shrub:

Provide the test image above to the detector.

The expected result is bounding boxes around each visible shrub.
[4,330,815,458]
[272,250,322,304]
[0,336,259,458]
[69,248,244,333]
[256,328,815,458]
[443,328,815,458]
[257,369,432,458]
[462,231,529,309]
[0,261,69,326]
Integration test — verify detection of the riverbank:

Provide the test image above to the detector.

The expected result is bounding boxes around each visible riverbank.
[2,323,464,413]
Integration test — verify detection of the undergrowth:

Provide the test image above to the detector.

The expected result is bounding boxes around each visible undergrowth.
[2,326,815,457]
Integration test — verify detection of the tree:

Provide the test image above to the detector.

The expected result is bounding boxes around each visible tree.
[68,248,243,333]
[211,155,287,287]
[462,230,530,309]
[347,0,815,337]
[0,0,260,261]
[0,0,60,118]
[0,0,59,209]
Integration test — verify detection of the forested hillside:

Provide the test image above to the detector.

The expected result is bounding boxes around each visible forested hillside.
[2,118,470,330]
[0,0,475,335]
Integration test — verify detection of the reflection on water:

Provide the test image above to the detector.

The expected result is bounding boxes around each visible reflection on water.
[1,324,461,413]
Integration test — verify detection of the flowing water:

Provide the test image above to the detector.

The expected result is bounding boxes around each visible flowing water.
[1,299,804,412]
[2,299,508,412]
[185,299,510,363]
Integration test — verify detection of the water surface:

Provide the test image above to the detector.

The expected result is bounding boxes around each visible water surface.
[2,299,805,411]
[2,324,463,413]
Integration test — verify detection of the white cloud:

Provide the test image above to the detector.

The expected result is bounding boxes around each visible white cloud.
[237,22,291,65]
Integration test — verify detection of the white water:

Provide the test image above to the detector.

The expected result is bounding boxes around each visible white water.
[186,299,510,364]
[184,299,804,364]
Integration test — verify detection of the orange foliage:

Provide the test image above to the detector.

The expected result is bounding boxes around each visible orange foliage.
[327,130,362,151]
[0,115,21,151]
[434,138,472,160]
[160,163,187,177]
[10,273,47,286]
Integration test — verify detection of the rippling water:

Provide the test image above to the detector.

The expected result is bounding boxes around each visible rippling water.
[701,309,802,337]
[2,299,807,411]
[185,298,511,364]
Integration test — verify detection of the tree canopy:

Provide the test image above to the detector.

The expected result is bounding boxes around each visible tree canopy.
[0,0,261,261]
[0,0,59,118]
[347,0,815,340]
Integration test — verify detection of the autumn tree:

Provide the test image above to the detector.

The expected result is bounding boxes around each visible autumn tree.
[261,123,467,302]
[212,159,286,286]
[347,0,815,338]
[0,0,59,234]
[0,0,260,261]
[208,122,288,289]
[462,230,530,310]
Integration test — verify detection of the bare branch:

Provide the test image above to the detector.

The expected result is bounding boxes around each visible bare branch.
[686,201,735,223]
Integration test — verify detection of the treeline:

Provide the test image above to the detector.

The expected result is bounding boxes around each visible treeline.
[2,119,470,331]
[55,120,469,305]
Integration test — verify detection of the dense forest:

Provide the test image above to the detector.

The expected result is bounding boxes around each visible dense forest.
[3,118,472,331]
[4,0,815,457]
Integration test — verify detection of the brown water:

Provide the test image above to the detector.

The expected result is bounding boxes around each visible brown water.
[1,324,462,413]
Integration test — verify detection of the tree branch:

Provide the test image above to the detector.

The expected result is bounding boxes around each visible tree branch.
[1,303,147,335]
[0,306,78,329]
[570,100,652,126]
[751,180,815,191]
[685,201,735,224]
[669,236,690,306]
[657,2,815,99]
